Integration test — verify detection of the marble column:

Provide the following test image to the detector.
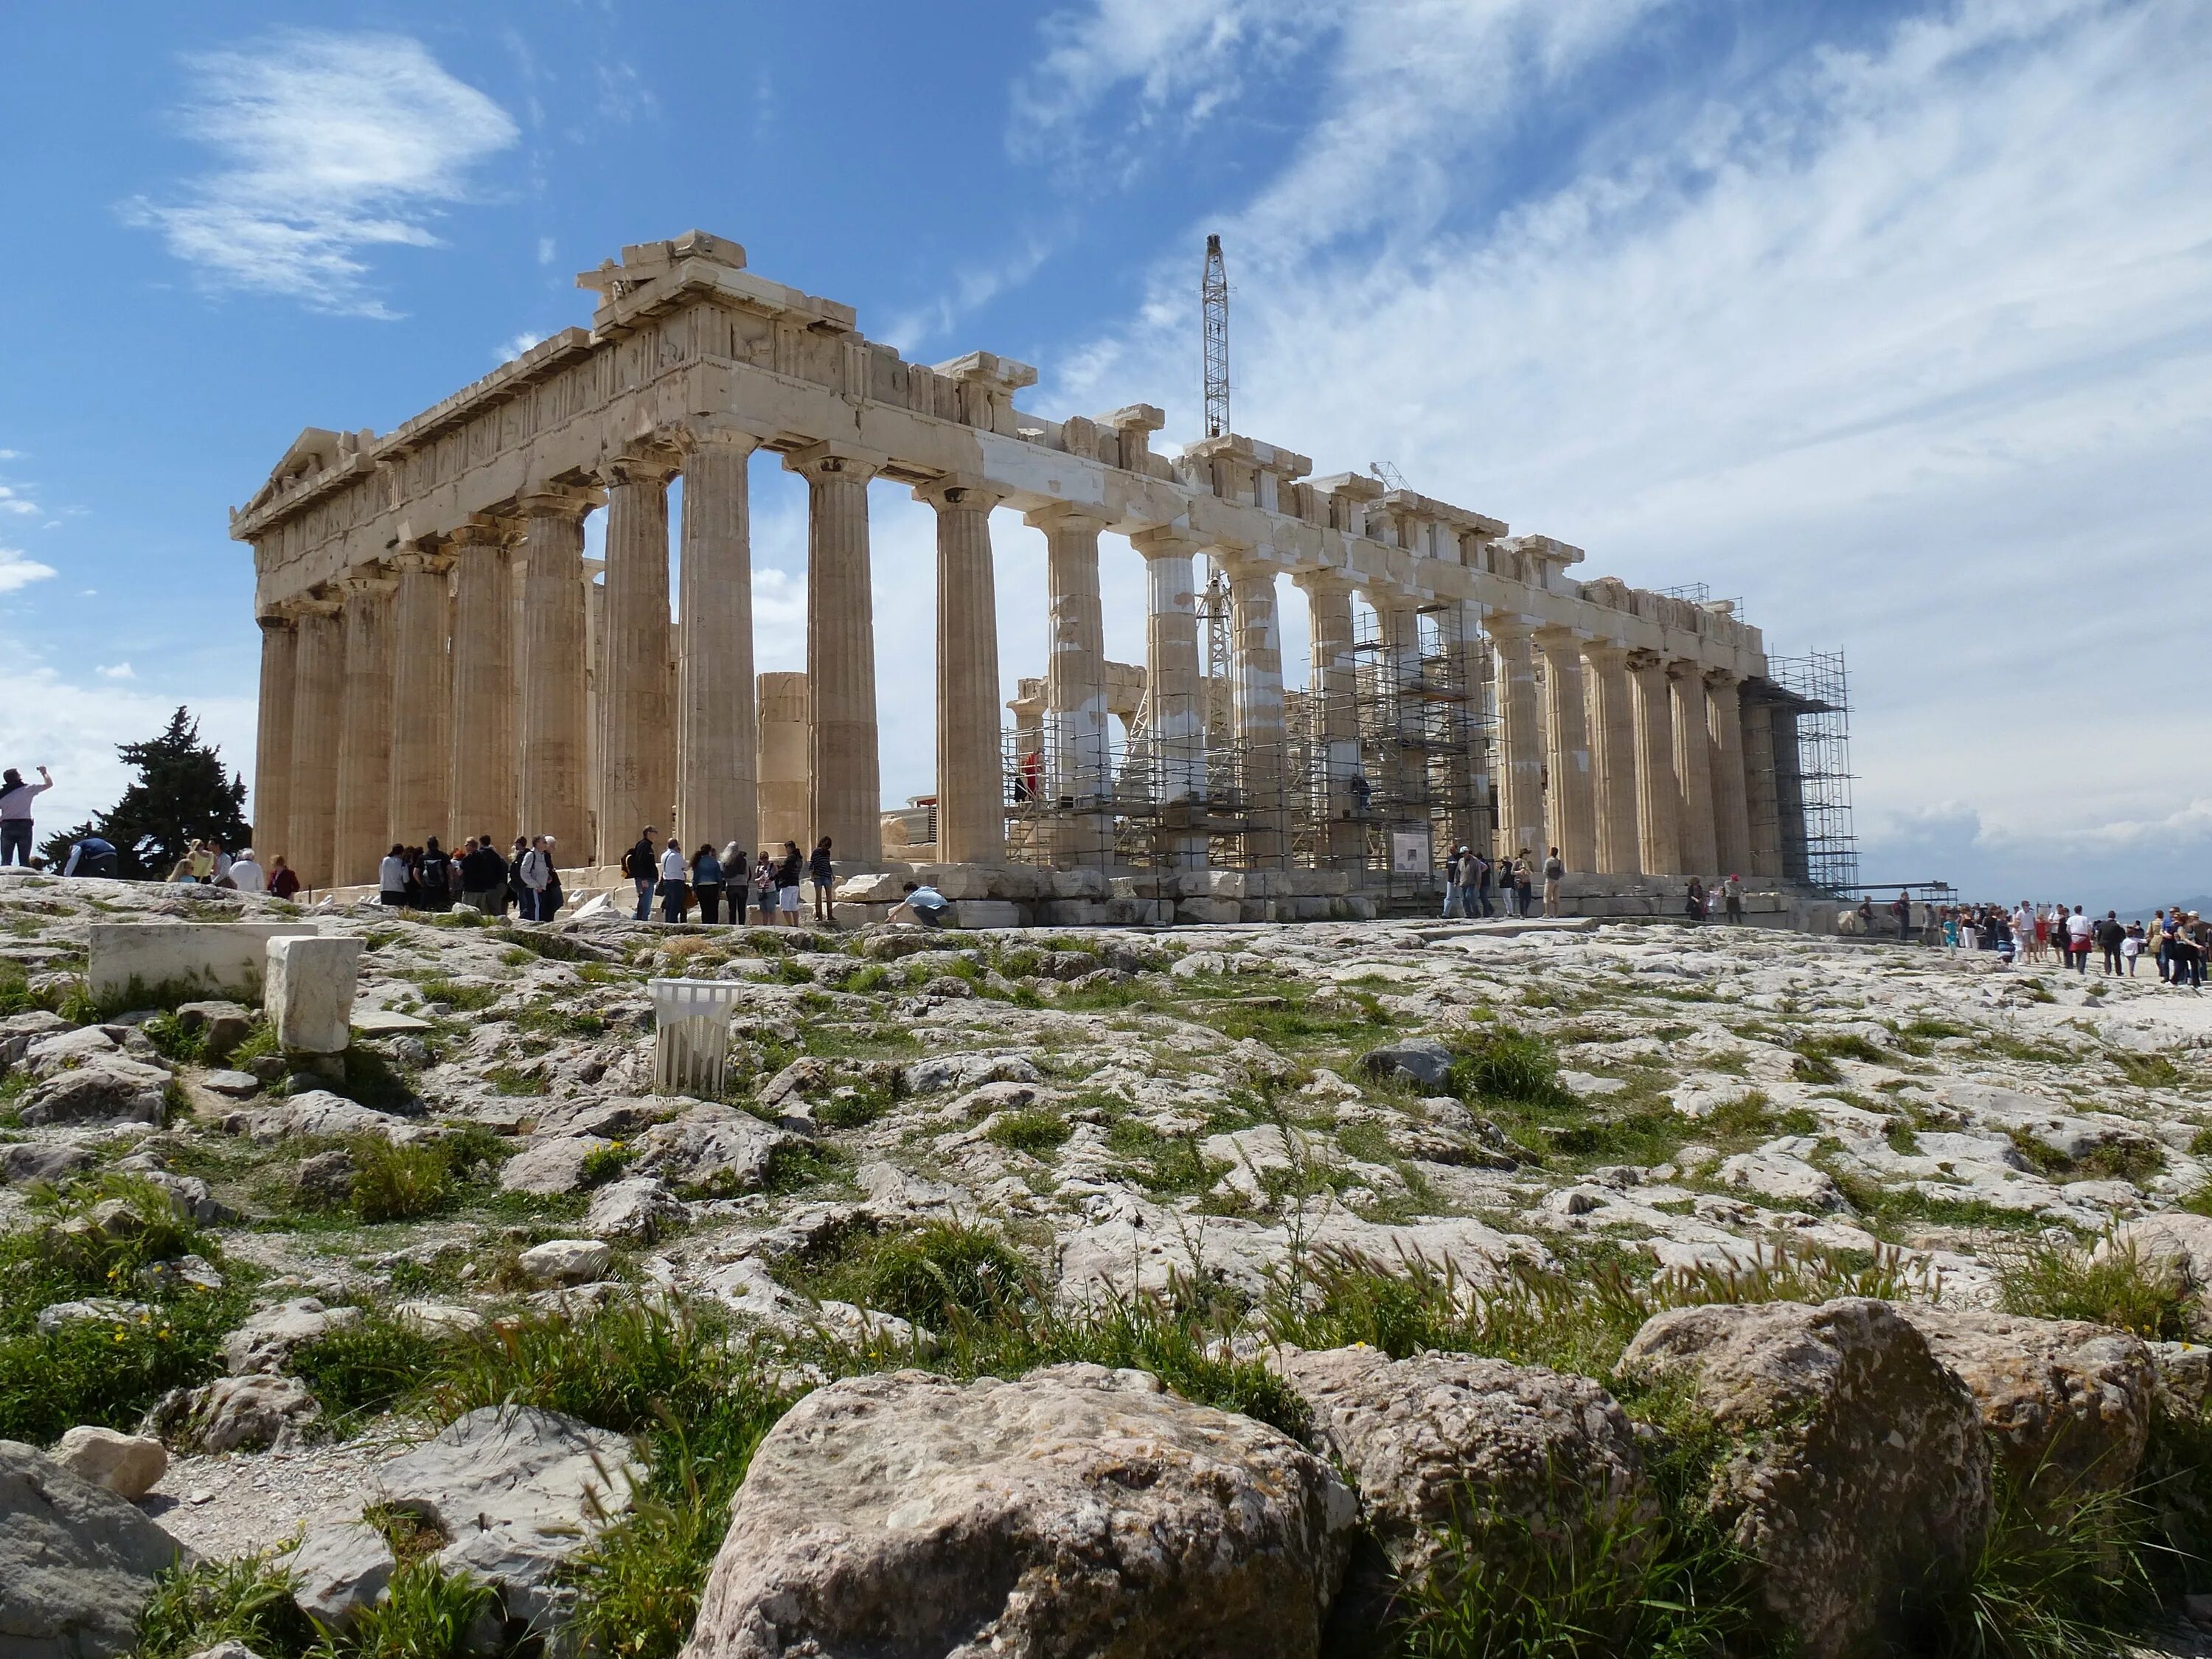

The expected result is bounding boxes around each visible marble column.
[448,522,517,847]
[1670,661,1719,877]
[252,612,296,862]
[676,430,760,858]
[1630,651,1681,876]
[1772,709,1807,882]
[1486,614,1543,863]
[1706,669,1753,880]
[1293,570,1362,864]
[1435,600,1490,858]
[757,671,811,851]
[515,492,593,855]
[1029,506,1112,863]
[1536,627,1596,871]
[387,546,453,850]
[1377,598,1426,825]
[1132,530,1207,824]
[1582,642,1639,875]
[288,596,344,890]
[334,568,396,886]
[787,446,883,865]
[598,456,677,860]
[1742,695,1782,878]
[920,476,1007,866]
[1224,554,1287,866]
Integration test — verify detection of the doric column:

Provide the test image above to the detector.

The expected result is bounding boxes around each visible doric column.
[1293,569,1361,864]
[515,490,594,855]
[1629,651,1681,875]
[1132,530,1207,817]
[448,521,517,847]
[1435,600,1491,858]
[1582,642,1639,875]
[1670,661,1719,877]
[675,428,760,857]
[334,568,396,886]
[598,456,678,860]
[1706,669,1753,880]
[757,672,811,851]
[1027,505,1112,863]
[919,476,1007,866]
[1374,597,1426,826]
[288,596,344,889]
[1772,708,1807,881]
[1535,628,1595,871]
[1742,694,1783,878]
[252,611,297,861]
[1486,614,1543,863]
[787,445,883,865]
[387,546,453,851]
[1223,553,1287,866]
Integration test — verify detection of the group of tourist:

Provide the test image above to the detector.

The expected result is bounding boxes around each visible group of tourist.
[375,835,564,921]
[616,828,838,927]
[1440,843,1751,926]
[1904,897,2207,987]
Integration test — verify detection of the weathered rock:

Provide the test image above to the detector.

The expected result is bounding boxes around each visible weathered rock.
[633,1103,786,1197]
[392,1301,487,1339]
[1717,1148,1846,1212]
[1618,1298,1992,1659]
[498,1135,613,1196]
[1278,1347,1653,1654]
[288,1520,395,1630]
[146,1373,321,1453]
[1,1141,95,1186]
[584,1176,681,1244]
[201,1069,263,1099]
[241,1090,411,1144]
[2097,1214,2212,1319]
[686,1364,1356,1659]
[0,1438,187,1659]
[1360,1037,1455,1089]
[372,1407,638,1639]
[223,1298,363,1375]
[293,1147,358,1202]
[902,1051,1041,1095]
[1898,1306,2154,1514]
[184,1642,265,1659]
[173,1001,254,1060]
[133,1169,236,1227]
[50,1427,168,1501]
[265,933,363,1055]
[0,1007,72,1065]
[24,1025,125,1079]
[2150,1341,2212,1417]
[38,1298,156,1336]
[515,1238,611,1285]
[20,1057,173,1126]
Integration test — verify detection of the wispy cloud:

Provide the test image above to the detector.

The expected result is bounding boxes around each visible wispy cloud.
[0,548,57,594]
[0,486,37,516]
[1033,0,2212,890]
[125,31,518,318]
[95,664,136,681]
[493,329,548,363]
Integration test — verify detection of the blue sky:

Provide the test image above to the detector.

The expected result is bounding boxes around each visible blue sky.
[1,0,2207,908]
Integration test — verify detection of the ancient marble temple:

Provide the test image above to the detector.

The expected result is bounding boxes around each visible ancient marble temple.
[234,232,1804,893]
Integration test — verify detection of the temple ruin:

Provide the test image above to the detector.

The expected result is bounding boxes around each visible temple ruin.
[233,231,1838,921]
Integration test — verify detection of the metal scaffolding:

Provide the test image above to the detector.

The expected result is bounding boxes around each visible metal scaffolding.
[1767,649,1857,895]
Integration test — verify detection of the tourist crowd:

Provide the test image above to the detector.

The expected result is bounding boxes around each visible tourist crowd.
[1895,897,2207,988]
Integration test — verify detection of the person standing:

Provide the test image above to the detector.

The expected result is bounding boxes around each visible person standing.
[1514,851,1535,919]
[267,854,302,900]
[517,836,552,920]
[1685,874,1706,925]
[775,840,804,926]
[415,838,456,914]
[625,827,660,922]
[752,849,775,924]
[1723,872,1744,925]
[721,841,749,925]
[2123,922,2143,977]
[1890,891,1912,942]
[1441,844,1464,919]
[809,837,836,924]
[1542,847,1565,918]
[229,848,266,894]
[537,842,565,923]
[2065,905,2093,971]
[0,765,52,866]
[460,835,509,914]
[2152,911,2172,982]
[691,843,725,925]
[378,844,410,906]
[658,835,689,923]
[2096,911,2124,975]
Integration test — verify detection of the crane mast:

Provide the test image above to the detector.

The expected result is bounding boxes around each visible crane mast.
[1202,234,1230,439]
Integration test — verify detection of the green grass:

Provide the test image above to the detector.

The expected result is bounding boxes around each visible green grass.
[1995,1237,2191,1340]
[133,1556,316,1659]
[987,1109,1072,1155]
[312,1560,490,1659]
[513,999,609,1040]
[1450,1027,1577,1111]
[0,1175,251,1443]
[1105,1117,1228,1196]
[412,975,503,1012]
[287,1307,445,1425]
[782,1220,1032,1329]
[2111,1051,2185,1091]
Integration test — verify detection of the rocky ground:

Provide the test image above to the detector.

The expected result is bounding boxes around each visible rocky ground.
[5,867,2212,1658]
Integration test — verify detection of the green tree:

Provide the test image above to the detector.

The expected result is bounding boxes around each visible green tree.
[38,709,251,879]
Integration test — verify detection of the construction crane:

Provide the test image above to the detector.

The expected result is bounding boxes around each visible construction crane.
[1202,234,1230,439]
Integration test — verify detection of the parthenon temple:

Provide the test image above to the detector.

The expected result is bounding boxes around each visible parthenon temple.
[234,232,1833,921]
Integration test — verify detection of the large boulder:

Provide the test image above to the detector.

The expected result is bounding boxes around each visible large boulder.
[288,1520,395,1630]
[145,1373,321,1453]
[1618,1298,1992,1659]
[686,1364,1356,1659]
[0,1439,188,1659]
[222,1298,363,1375]
[49,1427,168,1501]
[1277,1347,1653,1655]
[633,1103,787,1197]
[498,1135,613,1196]
[1360,1038,1455,1090]
[20,1057,173,1126]
[0,1141,95,1186]
[1897,1306,2154,1515]
[371,1407,639,1644]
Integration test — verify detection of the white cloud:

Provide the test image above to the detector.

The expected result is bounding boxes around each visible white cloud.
[536,236,555,266]
[0,548,57,593]
[0,485,38,515]
[0,661,254,836]
[1029,0,2212,896]
[493,330,547,363]
[125,32,518,317]
[0,449,21,460]
[96,664,136,681]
